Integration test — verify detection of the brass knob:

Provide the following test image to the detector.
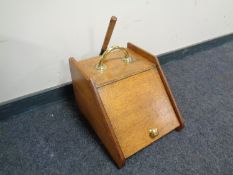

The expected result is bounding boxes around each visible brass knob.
[149,128,159,138]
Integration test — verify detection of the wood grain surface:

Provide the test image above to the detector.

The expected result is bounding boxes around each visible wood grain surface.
[98,68,180,157]
[69,43,184,167]
[69,58,125,167]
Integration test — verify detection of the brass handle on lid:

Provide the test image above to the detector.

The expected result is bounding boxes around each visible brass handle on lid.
[96,46,132,71]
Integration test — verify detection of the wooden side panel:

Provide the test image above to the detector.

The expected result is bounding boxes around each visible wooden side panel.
[98,68,180,158]
[127,42,157,64]
[155,60,184,130]
[127,43,184,129]
[69,57,125,168]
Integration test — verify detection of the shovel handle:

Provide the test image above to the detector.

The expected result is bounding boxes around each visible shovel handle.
[99,16,117,55]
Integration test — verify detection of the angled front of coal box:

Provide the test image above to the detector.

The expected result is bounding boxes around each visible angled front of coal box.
[69,43,184,168]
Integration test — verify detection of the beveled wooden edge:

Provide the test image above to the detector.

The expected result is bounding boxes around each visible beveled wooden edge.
[127,42,184,130]
[89,79,126,168]
[127,42,157,64]
[155,60,185,130]
[69,57,90,80]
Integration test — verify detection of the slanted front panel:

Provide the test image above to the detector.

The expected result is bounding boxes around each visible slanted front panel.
[98,68,180,158]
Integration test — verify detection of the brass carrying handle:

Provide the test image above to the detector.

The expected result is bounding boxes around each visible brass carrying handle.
[96,46,132,71]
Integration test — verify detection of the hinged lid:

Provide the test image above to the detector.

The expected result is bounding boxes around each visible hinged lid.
[77,48,155,87]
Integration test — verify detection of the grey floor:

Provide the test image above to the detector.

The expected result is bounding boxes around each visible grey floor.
[1,40,233,175]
